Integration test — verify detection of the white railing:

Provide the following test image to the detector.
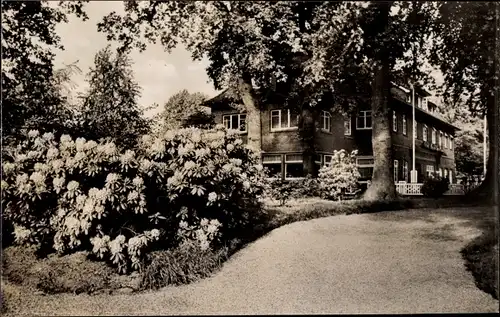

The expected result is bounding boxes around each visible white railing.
[395,182,466,196]
[395,183,423,195]
[444,183,466,195]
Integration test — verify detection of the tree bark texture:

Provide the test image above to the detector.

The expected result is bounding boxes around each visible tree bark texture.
[299,106,318,177]
[363,60,397,200]
[238,74,262,159]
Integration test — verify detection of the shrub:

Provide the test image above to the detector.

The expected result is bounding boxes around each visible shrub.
[317,150,360,200]
[140,241,228,289]
[421,176,450,198]
[1,126,267,273]
[266,179,299,206]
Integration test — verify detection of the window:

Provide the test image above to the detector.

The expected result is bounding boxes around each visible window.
[423,124,428,142]
[344,118,352,136]
[315,154,322,170]
[439,131,443,148]
[223,114,247,132]
[449,169,453,183]
[356,111,372,130]
[450,137,453,150]
[357,156,374,181]
[392,111,398,132]
[285,154,304,179]
[444,168,448,178]
[438,168,443,177]
[393,160,399,182]
[402,114,407,135]
[431,128,436,144]
[270,109,299,131]
[406,94,412,104]
[262,154,282,178]
[321,111,332,132]
[403,160,409,182]
[422,97,428,111]
[323,155,333,166]
[426,165,435,177]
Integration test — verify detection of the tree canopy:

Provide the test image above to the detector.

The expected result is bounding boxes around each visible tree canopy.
[1,1,88,141]
[159,89,213,131]
[76,45,150,148]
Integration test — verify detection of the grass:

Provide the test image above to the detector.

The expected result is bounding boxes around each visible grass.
[262,195,477,231]
[1,246,127,295]
[461,218,499,300]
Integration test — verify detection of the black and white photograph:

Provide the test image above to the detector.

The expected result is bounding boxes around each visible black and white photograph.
[1,1,499,315]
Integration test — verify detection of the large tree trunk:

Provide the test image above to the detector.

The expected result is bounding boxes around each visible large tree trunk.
[466,4,500,205]
[299,106,318,177]
[363,60,396,200]
[238,73,262,159]
[467,88,499,204]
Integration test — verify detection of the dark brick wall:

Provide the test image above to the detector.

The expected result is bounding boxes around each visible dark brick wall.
[211,96,458,182]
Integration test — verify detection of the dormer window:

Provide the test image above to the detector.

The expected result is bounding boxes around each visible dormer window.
[422,97,428,111]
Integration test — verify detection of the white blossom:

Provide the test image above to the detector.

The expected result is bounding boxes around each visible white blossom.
[46,148,59,159]
[127,191,139,201]
[28,130,39,138]
[60,134,72,143]
[51,159,64,171]
[184,160,196,170]
[208,192,218,202]
[105,173,120,184]
[132,177,144,187]
[75,138,86,151]
[67,180,79,191]
[29,172,46,186]
[2,162,16,175]
[42,132,54,141]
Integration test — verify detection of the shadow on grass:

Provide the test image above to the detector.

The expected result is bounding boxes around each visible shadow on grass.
[460,208,499,300]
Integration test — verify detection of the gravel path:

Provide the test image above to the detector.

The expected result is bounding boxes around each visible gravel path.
[4,207,498,315]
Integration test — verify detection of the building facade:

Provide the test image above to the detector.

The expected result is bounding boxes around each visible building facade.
[206,84,459,184]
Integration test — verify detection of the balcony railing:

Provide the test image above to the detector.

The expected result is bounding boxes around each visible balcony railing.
[395,183,469,196]
[421,141,444,153]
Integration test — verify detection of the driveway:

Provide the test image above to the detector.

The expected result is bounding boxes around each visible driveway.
[4,207,499,315]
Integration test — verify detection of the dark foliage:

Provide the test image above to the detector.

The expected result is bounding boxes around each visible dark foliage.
[421,176,450,198]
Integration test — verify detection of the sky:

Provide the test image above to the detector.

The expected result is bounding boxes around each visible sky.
[53,1,219,117]
[52,1,446,118]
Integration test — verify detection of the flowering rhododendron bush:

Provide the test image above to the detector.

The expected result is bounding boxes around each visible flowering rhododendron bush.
[317,150,361,200]
[1,126,267,273]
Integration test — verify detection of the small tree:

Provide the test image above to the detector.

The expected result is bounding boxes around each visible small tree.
[317,150,360,201]
[77,45,150,148]
[160,90,213,131]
